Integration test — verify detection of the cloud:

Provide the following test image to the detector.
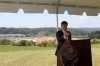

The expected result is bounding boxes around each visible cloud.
[36,18,39,21]
[77,16,89,22]
[97,13,100,20]
[15,15,20,18]
[79,16,88,20]
[42,18,46,20]
[0,13,11,15]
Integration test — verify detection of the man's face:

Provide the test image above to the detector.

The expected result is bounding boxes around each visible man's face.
[61,24,67,31]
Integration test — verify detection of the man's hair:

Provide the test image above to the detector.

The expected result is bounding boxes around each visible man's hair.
[61,21,68,25]
[61,46,78,66]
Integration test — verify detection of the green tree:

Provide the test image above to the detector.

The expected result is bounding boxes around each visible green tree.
[88,31,100,39]
[19,40,26,46]
[0,39,10,45]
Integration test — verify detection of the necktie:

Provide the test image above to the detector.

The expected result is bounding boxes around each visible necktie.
[66,37,68,41]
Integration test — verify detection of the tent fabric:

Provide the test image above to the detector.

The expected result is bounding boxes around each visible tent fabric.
[0,0,100,16]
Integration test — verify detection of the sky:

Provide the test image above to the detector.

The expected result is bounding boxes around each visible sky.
[0,9,100,28]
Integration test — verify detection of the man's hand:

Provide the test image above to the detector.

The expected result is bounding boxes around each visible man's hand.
[64,32,70,37]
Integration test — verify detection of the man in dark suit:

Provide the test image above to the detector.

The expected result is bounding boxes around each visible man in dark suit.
[55,21,71,56]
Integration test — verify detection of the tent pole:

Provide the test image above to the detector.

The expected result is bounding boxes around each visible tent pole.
[56,8,58,31]
[56,0,60,31]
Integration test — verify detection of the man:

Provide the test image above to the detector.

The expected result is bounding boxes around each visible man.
[55,21,71,55]
[61,46,78,66]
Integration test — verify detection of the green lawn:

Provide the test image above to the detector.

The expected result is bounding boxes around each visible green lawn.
[91,44,100,66]
[0,45,57,66]
[0,44,100,66]
[91,43,100,48]
[0,50,57,66]
[0,45,56,52]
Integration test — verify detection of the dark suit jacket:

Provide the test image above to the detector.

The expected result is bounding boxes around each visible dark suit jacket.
[55,30,71,55]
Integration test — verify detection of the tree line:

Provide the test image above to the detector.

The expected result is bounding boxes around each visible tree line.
[88,31,100,39]
[0,27,100,39]
[0,27,89,36]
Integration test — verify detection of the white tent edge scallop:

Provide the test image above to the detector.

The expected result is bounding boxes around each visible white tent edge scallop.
[0,3,100,16]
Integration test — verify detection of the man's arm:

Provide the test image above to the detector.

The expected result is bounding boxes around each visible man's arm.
[56,31,66,42]
[67,31,71,40]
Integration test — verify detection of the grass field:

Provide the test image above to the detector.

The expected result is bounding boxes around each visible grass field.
[0,44,100,66]
[91,44,100,66]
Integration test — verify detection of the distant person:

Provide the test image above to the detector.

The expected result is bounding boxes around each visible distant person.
[61,46,78,66]
[55,21,71,55]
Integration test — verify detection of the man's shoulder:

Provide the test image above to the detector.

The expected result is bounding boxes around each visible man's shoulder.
[66,31,71,33]
[56,30,62,33]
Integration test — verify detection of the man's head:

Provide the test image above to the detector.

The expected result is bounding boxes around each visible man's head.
[61,21,68,31]
[61,46,78,66]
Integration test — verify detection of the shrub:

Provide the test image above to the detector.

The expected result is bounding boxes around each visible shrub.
[25,41,31,46]
[13,40,35,46]
[19,40,26,46]
[37,40,57,47]
[10,42,15,46]
[91,39,100,44]
[37,41,47,47]
[0,39,11,45]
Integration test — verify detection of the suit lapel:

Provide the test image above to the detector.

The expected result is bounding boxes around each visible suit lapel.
[59,30,63,35]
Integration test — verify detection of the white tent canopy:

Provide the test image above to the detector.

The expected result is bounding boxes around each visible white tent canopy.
[0,0,100,16]
[0,0,100,31]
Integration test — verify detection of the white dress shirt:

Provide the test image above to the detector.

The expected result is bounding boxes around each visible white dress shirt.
[62,30,69,40]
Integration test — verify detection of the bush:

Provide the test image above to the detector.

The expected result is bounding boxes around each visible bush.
[19,40,26,46]
[10,42,15,46]
[91,39,100,44]
[37,40,57,47]
[13,40,35,46]
[28,40,36,46]
[37,41,47,47]
[15,40,32,46]
[0,39,11,45]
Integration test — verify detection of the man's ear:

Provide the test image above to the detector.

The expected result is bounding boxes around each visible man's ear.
[75,58,78,63]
